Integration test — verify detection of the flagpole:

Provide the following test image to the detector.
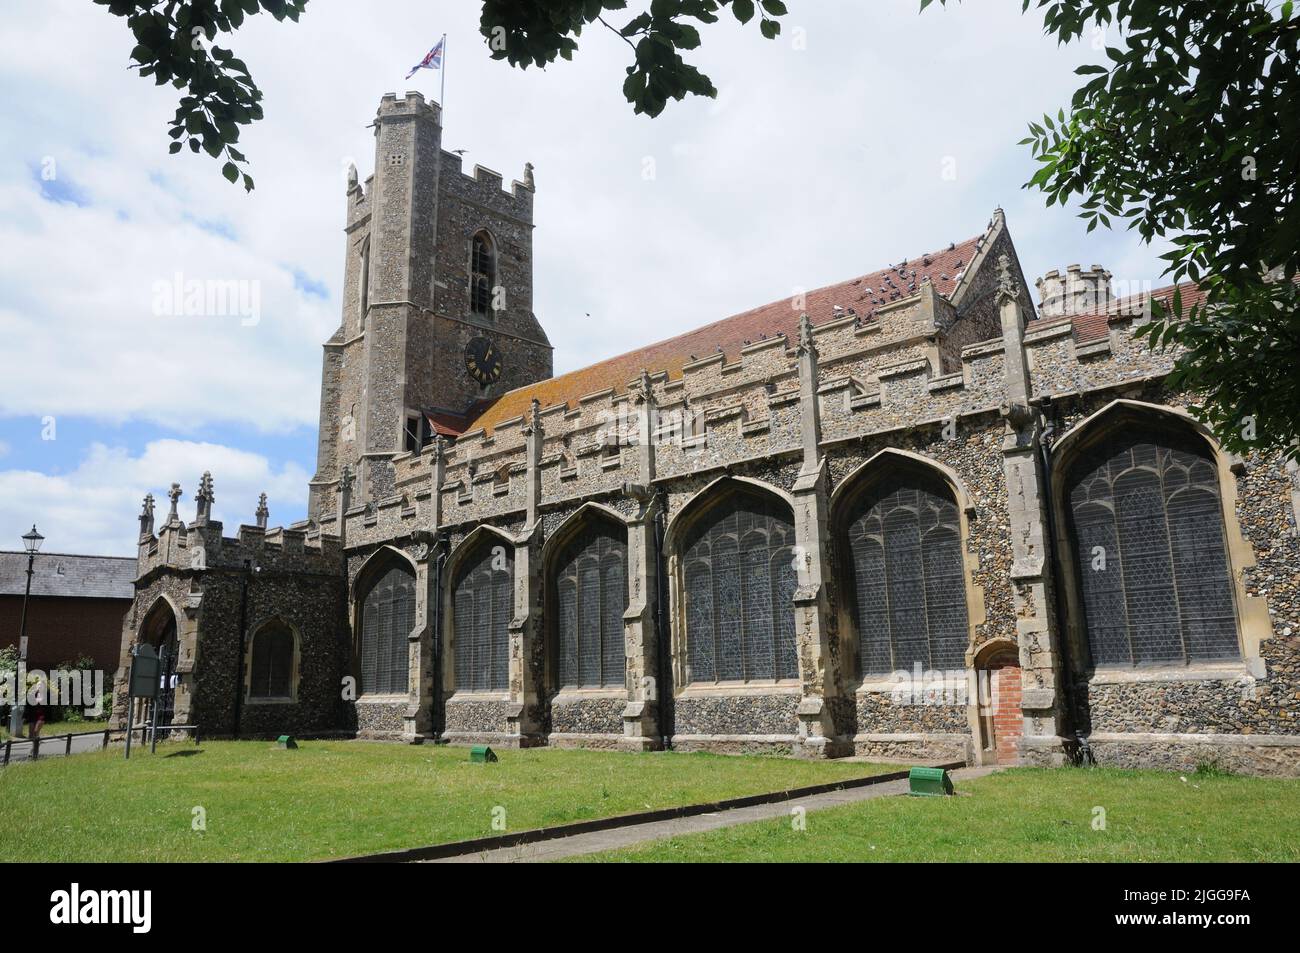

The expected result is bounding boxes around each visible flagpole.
[439,33,447,113]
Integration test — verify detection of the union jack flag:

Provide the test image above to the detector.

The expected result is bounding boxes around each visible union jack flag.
[405,37,445,79]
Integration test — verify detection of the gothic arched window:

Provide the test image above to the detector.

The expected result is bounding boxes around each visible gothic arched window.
[248,619,296,700]
[359,561,414,695]
[452,538,513,692]
[1066,426,1239,666]
[681,488,798,683]
[552,518,627,689]
[842,470,969,676]
[470,232,495,316]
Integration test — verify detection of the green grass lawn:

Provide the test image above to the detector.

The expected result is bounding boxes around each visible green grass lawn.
[0,739,891,862]
[581,766,1300,862]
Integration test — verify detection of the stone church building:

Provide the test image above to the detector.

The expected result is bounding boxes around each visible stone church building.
[112,92,1300,775]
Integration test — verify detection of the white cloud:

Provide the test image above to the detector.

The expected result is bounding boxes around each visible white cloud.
[0,181,334,430]
[0,440,309,556]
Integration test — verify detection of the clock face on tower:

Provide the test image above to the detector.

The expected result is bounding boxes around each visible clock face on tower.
[464,335,502,386]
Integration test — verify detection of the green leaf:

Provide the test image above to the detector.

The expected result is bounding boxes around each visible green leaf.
[222,161,239,183]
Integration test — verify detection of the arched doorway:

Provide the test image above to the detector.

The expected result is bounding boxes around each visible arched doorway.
[138,599,180,729]
[975,643,1022,765]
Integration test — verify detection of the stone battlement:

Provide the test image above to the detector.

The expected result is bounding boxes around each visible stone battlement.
[135,481,342,582]
[335,277,1174,552]
[438,151,536,211]
[343,94,533,231]
[377,90,441,122]
[1036,263,1113,317]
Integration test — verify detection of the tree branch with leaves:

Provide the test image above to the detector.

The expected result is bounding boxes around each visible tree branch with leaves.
[97,0,308,192]
[927,0,1300,460]
[478,0,787,117]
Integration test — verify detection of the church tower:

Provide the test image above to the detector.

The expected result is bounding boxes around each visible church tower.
[309,92,552,518]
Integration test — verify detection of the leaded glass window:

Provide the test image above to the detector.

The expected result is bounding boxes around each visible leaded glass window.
[681,490,798,683]
[452,539,513,692]
[553,521,627,688]
[1066,427,1238,666]
[844,471,968,675]
[249,620,294,699]
[360,564,414,695]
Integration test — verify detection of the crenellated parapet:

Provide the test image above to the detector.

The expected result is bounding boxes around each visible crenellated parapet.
[1024,305,1176,399]
[437,150,535,220]
[135,479,342,584]
[336,276,1180,551]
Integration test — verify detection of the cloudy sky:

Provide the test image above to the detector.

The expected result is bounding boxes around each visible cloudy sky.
[0,0,1171,556]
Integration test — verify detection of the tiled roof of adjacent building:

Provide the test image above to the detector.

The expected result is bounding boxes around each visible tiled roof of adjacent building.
[0,551,136,600]
[460,234,986,436]
[1034,280,1209,342]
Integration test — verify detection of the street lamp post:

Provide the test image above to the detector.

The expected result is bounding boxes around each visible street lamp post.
[9,525,44,737]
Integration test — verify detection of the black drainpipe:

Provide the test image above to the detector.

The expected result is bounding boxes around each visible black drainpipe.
[430,537,448,740]
[232,558,252,737]
[653,494,672,750]
[1035,397,1086,762]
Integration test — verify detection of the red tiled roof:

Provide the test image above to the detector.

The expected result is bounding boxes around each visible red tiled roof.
[460,234,986,435]
[1036,280,1208,342]
[424,409,477,437]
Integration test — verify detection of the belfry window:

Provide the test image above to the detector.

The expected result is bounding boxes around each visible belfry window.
[403,413,428,454]
[248,619,295,700]
[359,562,414,695]
[842,471,969,676]
[1065,427,1239,666]
[470,232,495,316]
[680,488,798,683]
[552,520,627,689]
[452,538,513,692]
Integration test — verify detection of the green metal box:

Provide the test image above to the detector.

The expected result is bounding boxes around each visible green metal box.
[908,766,954,796]
[470,745,497,763]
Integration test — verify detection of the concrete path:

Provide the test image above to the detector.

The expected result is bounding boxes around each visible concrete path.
[2,730,110,764]
[428,765,999,863]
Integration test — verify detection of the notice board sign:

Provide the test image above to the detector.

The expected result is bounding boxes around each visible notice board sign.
[128,644,161,699]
